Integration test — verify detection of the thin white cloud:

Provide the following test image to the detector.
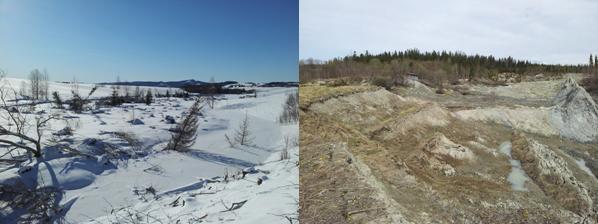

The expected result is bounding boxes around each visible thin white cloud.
[300,0,598,64]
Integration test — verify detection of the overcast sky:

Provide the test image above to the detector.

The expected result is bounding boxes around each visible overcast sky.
[300,0,598,65]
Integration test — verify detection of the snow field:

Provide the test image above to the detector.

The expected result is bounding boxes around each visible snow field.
[0,78,298,223]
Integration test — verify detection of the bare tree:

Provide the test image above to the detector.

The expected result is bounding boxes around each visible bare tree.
[207,77,216,109]
[279,91,298,124]
[123,81,131,100]
[116,75,121,90]
[0,75,59,158]
[41,69,49,100]
[280,135,291,160]
[19,81,28,99]
[29,69,42,101]
[234,112,253,146]
[165,98,204,151]
[71,77,80,96]
[225,133,236,147]
[134,86,142,102]
[27,68,50,101]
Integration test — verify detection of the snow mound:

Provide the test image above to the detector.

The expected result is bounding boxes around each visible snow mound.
[128,118,145,125]
[53,127,73,136]
[0,156,108,192]
[88,145,299,224]
[158,179,210,196]
[164,115,176,124]
[550,77,598,142]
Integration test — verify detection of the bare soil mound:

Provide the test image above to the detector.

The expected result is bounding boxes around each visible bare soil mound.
[300,83,598,224]
[512,133,596,218]
[550,77,598,142]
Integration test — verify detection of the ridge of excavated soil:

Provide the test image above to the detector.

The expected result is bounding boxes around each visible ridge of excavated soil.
[301,82,597,223]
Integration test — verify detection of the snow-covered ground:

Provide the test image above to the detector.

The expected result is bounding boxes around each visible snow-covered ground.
[0,77,299,223]
[1,77,174,100]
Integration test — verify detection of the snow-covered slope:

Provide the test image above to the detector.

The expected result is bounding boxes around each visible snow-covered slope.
[90,129,298,224]
[1,77,174,100]
[0,82,298,223]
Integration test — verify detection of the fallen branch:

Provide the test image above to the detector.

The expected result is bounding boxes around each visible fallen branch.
[189,191,219,197]
[0,158,28,164]
[169,196,185,207]
[270,213,299,224]
[220,200,248,212]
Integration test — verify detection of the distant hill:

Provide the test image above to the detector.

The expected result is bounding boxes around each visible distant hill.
[99,80,298,88]
[98,79,237,88]
[260,81,299,87]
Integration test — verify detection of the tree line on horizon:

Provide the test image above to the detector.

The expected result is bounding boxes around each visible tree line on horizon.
[589,54,598,71]
[584,54,598,94]
[300,49,589,84]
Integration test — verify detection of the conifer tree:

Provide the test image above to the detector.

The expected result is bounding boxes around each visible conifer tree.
[165,98,203,151]
[145,89,153,105]
[52,91,63,109]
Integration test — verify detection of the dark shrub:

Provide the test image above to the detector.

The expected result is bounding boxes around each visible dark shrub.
[370,77,393,90]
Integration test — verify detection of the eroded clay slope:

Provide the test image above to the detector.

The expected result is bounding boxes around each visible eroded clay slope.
[550,77,598,142]
[512,133,595,214]
[301,82,598,224]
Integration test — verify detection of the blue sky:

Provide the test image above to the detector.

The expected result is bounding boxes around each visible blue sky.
[0,0,298,83]
[301,0,598,65]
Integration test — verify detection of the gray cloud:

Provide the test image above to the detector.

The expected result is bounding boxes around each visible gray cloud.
[300,0,598,64]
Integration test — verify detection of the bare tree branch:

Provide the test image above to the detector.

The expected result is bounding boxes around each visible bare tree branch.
[0,75,58,158]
